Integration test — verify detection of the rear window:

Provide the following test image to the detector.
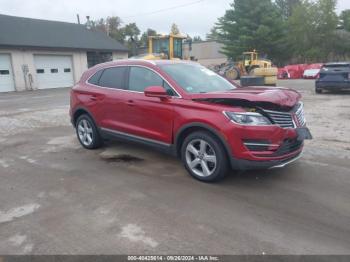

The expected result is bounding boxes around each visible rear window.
[88,67,127,89]
[96,67,127,89]
[88,70,103,85]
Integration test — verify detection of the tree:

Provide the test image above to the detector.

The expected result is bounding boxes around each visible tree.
[206,27,220,41]
[89,16,141,55]
[193,36,203,42]
[140,28,158,47]
[214,0,286,63]
[122,23,141,41]
[170,23,180,35]
[106,16,124,43]
[339,10,350,31]
[275,0,301,19]
[288,0,338,62]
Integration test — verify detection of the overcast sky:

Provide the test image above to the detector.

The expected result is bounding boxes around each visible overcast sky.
[1,0,350,38]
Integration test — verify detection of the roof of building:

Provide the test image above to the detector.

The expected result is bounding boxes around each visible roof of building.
[0,14,128,52]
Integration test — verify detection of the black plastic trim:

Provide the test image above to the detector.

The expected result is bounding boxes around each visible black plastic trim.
[230,153,302,170]
[100,127,176,156]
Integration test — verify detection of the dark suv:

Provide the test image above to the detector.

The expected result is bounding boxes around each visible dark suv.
[70,60,312,182]
[316,62,350,93]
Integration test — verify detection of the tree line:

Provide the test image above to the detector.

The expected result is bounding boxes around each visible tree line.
[87,18,202,56]
[208,0,350,65]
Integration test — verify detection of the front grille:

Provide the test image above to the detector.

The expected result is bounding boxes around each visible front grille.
[265,110,295,128]
[265,102,306,128]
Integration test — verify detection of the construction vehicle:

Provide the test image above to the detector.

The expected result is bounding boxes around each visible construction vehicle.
[132,34,187,60]
[218,50,277,86]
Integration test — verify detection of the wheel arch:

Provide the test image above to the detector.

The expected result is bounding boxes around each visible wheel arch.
[174,123,232,159]
[72,107,97,127]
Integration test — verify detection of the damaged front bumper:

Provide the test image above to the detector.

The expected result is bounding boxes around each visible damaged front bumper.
[230,152,303,170]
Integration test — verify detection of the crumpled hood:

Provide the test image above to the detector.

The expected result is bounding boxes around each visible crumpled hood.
[189,86,301,108]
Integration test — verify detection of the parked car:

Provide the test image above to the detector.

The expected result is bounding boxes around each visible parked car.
[303,63,323,79]
[316,62,350,93]
[303,69,320,79]
[70,60,312,182]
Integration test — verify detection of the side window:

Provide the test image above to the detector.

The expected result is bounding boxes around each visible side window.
[129,67,163,92]
[163,81,177,96]
[88,70,103,85]
[98,67,127,89]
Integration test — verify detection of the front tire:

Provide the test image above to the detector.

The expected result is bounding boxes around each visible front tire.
[225,67,240,80]
[75,114,102,149]
[181,131,229,182]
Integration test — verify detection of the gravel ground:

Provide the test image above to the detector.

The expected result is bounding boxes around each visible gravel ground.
[0,80,349,255]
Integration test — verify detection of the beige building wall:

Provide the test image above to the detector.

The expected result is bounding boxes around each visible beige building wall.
[113,51,128,60]
[0,49,128,92]
[183,41,227,66]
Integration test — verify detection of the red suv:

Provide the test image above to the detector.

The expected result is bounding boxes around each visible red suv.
[70,60,312,182]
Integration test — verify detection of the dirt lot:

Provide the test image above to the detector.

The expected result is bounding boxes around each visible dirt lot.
[0,80,349,255]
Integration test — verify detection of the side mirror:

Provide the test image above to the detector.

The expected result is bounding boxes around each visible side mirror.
[144,86,169,99]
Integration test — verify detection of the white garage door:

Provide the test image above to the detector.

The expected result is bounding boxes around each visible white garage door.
[34,55,74,89]
[0,54,15,92]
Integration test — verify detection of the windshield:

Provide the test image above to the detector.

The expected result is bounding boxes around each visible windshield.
[159,63,236,93]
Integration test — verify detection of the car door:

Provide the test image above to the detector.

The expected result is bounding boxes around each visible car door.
[121,66,176,144]
[94,66,130,131]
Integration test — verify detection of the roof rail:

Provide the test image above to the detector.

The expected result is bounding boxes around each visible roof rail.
[127,59,157,65]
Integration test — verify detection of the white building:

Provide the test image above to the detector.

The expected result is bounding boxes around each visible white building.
[0,14,128,92]
[183,40,227,66]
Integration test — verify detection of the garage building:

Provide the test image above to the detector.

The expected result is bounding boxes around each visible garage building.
[0,14,128,92]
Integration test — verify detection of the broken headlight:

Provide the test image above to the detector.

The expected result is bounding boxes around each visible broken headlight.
[224,112,271,126]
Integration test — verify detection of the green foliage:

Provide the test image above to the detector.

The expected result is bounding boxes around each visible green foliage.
[140,28,158,47]
[214,0,286,63]
[206,27,220,41]
[89,16,142,54]
[213,0,346,64]
[275,0,301,19]
[340,10,350,31]
[193,36,203,42]
[288,0,339,62]
[171,23,180,35]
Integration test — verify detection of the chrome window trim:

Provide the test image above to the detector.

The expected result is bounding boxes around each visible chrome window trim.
[100,127,171,147]
[85,64,182,98]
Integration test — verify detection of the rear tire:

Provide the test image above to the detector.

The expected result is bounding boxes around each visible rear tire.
[181,131,229,182]
[76,114,102,149]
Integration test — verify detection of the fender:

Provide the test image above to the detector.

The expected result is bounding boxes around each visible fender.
[71,106,97,127]
[174,122,233,158]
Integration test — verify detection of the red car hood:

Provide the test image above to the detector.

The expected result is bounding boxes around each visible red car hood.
[189,86,301,108]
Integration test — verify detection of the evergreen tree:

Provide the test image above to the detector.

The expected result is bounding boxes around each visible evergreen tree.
[214,0,286,63]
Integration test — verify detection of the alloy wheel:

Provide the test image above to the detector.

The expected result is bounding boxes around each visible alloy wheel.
[185,139,217,177]
[77,119,94,147]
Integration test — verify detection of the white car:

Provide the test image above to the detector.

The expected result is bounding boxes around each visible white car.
[303,68,320,79]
